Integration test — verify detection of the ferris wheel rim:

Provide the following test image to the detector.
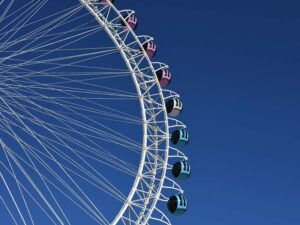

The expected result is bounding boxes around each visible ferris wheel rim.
[0,0,190,224]
[79,0,170,224]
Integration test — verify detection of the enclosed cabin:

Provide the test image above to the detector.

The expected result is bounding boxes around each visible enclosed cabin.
[99,0,115,4]
[142,40,157,59]
[172,161,191,180]
[120,13,138,30]
[171,129,189,147]
[168,194,188,216]
[156,69,172,88]
[166,98,183,117]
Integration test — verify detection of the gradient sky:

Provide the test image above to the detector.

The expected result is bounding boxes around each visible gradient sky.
[124,0,300,224]
[1,0,300,224]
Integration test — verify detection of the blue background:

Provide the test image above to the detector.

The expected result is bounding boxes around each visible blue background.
[1,0,299,224]
[125,0,300,224]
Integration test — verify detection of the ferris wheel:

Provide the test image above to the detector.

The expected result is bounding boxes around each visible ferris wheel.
[0,0,191,224]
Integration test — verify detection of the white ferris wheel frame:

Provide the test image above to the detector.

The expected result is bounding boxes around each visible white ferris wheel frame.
[79,1,188,224]
[0,0,189,224]
[79,1,189,224]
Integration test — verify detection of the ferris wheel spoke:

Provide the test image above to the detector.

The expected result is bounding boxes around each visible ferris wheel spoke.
[0,23,100,53]
[0,61,130,85]
[0,88,141,137]
[0,121,70,225]
[2,148,106,225]
[6,94,141,149]
[2,137,40,225]
[0,111,137,180]
[0,160,98,225]
[2,93,141,125]
[0,114,138,183]
[0,2,82,38]
[0,85,140,177]
[0,124,124,224]
[3,130,128,203]
[0,0,192,224]
[1,62,137,99]
[0,109,83,225]
[0,100,136,220]
[0,174,29,225]
[1,24,103,66]
[0,0,45,34]
[1,69,140,121]
[0,0,48,49]
[0,0,42,29]
[0,2,83,51]
[0,91,142,159]
[0,105,112,225]
[1,67,135,97]
[0,195,20,225]
[0,118,129,205]
[0,85,137,100]
[2,5,88,50]
[0,8,98,66]
[0,0,14,24]
[6,48,121,70]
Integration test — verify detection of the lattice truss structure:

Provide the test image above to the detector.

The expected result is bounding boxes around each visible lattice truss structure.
[0,0,191,224]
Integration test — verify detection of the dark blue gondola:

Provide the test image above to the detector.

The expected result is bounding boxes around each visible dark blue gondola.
[172,161,191,180]
[171,129,189,147]
[167,194,188,216]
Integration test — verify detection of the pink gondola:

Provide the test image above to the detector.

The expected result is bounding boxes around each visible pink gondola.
[142,41,157,59]
[121,14,138,30]
[126,14,138,30]
[156,69,172,87]
[100,0,115,4]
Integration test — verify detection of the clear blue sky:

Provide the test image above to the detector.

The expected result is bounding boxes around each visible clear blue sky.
[125,0,300,224]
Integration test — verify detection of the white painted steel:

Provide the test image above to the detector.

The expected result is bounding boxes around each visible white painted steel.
[80,1,171,224]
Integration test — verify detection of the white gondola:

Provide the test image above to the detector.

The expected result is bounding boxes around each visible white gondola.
[166,98,183,117]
